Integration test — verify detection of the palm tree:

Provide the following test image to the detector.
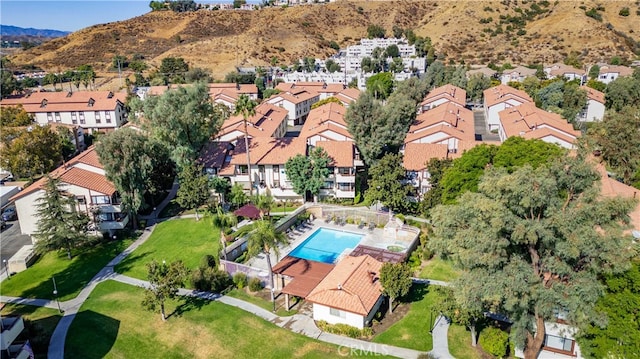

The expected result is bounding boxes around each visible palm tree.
[211,206,237,261]
[247,220,287,304]
[234,94,257,197]
[254,193,275,220]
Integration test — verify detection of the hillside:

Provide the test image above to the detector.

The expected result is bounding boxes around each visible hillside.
[0,25,69,38]
[8,0,640,80]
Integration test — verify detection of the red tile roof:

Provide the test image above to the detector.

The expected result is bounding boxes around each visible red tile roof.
[198,141,232,169]
[498,103,580,145]
[405,102,475,144]
[581,86,605,104]
[316,141,354,167]
[273,256,335,298]
[420,84,466,108]
[69,145,103,169]
[483,84,533,108]
[1,90,126,113]
[217,102,288,139]
[403,143,449,171]
[306,255,383,316]
[299,103,351,142]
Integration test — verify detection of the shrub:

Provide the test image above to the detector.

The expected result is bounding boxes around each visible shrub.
[585,8,603,21]
[479,327,509,358]
[316,321,373,338]
[248,277,263,292]
[201,254,217,269]
[191,267,232,292]
[233,272,248,289]
[619,7,629,16]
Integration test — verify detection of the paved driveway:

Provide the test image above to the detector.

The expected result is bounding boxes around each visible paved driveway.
[0,220,33,274]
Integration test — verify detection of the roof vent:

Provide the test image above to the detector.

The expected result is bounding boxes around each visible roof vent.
[337,284,342,290]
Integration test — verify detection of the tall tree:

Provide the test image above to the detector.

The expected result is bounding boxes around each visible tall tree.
[434,286,484,347]
[578,261,640,358]
[587,106,640,185]
[96,128,154,229]
[466,74,492,102]
[229,183,248,209]
[429,157,636,359]
[211,206,237,259]
[247,220,287,303]
[234,94,257,196]
[379,262,413,314]
[418,157,453,216]
[366,72,393,100]
[210,176,231,204]
[33,176,90,259]
[365,153,414,213]
[284,146,331,201]
[0,105,32,127]
[253,193,275,219]
[0,125,62,179]
[604,68,640,111]
[142,260,189,321]
[344,93,384,165]
[159,57,189,83]
[131,82,227,169]
[176,161,210,220]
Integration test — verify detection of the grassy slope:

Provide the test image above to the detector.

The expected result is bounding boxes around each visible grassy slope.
[65,280,397,359]
[373,284,435,351]
[417,256,461,282]
[0,239,133,301]
[115,218,219,280]
[0,304,62,359]
[448,324,483,359]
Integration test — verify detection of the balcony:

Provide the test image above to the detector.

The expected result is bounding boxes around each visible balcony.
[335,174,355,183]
[1,317,24,351]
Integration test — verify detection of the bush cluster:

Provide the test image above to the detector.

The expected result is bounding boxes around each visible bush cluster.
[233,272,248,289]
[191,255,233,292]
[248,277,263,292]
[479,327,509,358]
[316,321,374,338]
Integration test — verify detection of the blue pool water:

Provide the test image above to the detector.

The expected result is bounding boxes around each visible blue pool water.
[289,228,363,264]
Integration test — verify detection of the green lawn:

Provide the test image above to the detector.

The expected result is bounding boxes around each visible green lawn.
[0,303,63,359]
[0,239,133,301]
[448,324,483,359]
[65,280,397,359]
[226,288,298,317]
[373,284,437,351]
[115,218,219,280]
[417,256,461,282]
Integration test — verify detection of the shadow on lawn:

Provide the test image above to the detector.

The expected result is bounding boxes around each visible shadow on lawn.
[112,251,154,275]
[5,240,133,301]
[405,283,429,303]
[167,295,211,319]
[65,310,120,359]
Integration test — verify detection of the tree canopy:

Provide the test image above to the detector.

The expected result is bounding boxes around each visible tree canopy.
[366,72,394,100]
[379,262,413,314]
[284,146,331,200]
[96,128,158,228]
[604,68,640,111]
[0,124,62,179]
[430,157,636,359]
[0,105,32,127]
[587,106,640,186]
[365,153,414,213]
[33,176,90,259]
[142,260,190,321]
[131,82,227,169]
[176,161,210,220]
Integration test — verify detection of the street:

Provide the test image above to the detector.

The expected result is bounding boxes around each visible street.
[0,220,33,275]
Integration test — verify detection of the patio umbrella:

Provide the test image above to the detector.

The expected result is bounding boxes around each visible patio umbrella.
[233,204,261,219]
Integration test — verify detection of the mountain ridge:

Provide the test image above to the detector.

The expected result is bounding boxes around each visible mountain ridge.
[7,1,640,79]
[1,25,70,38]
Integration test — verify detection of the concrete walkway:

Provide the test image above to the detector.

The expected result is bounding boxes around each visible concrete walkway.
[0,189,454,359]
[109,273,426,359]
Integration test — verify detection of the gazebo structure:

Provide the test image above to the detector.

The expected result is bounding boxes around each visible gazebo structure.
[233,203,262,220]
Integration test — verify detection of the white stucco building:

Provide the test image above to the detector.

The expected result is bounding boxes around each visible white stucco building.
[483,85,534,132]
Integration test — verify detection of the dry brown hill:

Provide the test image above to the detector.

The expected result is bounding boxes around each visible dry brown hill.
[9,0,640,81]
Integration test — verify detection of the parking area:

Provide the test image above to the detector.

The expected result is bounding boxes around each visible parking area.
[0,219,33,276]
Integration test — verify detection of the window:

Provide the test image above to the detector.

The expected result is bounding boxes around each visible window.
[47,112,53,122]
[322,181,334,189]
[95,111,101,124]
[237,165,248,175]
[272,165,280,180]
[55,112,61,122]
[91,195,110,204]
[544,335,574,354]
[338,183,355,191]
[329,307,346,318]
[105,111,111,123]
[338,167,353,176]
[71,112,78,124]
[76,196,86,204]
[79,112,85,124]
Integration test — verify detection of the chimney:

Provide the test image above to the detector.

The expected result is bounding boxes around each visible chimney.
[337,283,342,290]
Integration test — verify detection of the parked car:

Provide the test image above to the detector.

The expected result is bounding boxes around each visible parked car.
[1,207,17,221]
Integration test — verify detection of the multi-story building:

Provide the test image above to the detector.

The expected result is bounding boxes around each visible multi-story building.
[10,146,128,236]
[266,89,320,125]
[497,103,581,149]
[500,66,537,85]
[544,63,587,84]
[1,316,32,359]
[419,84,466,112]
[0,91,128,133]
[483,85,533,132]
[402,143,449,198]
[214,102,289,142]
[596,64,634,84]
[577,86,605,123]
[315,141,358,200]
[405,102,476,153]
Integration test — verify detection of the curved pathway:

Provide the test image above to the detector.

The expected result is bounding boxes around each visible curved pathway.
[1,193,454,359]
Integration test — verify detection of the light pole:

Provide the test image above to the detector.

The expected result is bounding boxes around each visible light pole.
[52,277,62,313]
[2,259,8,280]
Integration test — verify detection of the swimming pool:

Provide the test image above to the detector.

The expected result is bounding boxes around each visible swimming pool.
[289,228,363,264]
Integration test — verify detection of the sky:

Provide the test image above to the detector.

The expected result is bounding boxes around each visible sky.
[2,1,156,32]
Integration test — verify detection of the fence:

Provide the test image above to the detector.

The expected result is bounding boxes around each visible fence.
[315,205,394,227]
[220,259,273,289]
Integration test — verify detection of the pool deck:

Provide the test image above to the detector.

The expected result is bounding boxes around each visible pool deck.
[246,219,418,273]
